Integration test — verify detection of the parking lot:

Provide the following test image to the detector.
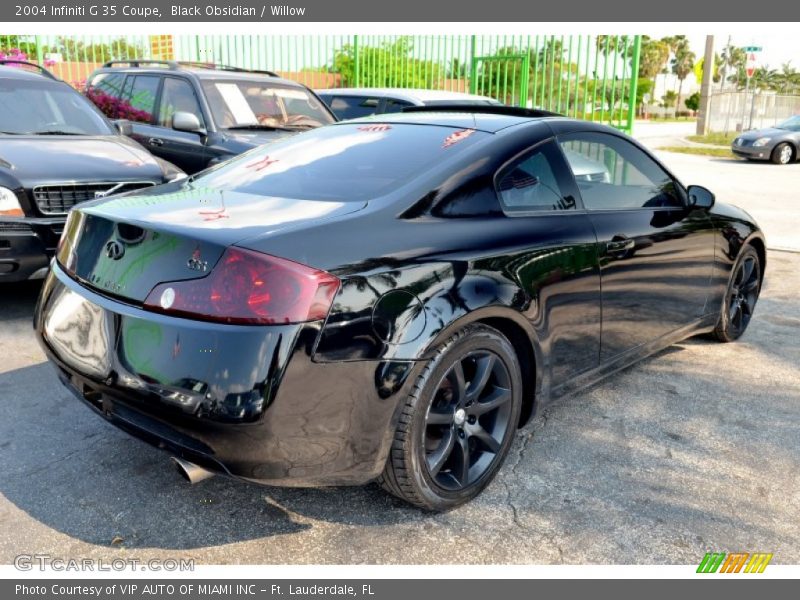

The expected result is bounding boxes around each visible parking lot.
[1,148,799,565]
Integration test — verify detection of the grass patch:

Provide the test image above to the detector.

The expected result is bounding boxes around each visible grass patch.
[638,116,697,124]
[686,131,738,145]
[657,146,735,158]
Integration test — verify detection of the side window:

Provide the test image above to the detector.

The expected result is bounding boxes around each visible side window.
[328,96,380,120]
[121,75,160,124]
[496,141,576,213]
[559,132,683,210]
[87,73,125,98]
[158,78,204,128]
[383,99,413,114]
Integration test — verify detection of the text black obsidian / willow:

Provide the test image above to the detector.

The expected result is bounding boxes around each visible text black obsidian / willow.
[34,106,765,510]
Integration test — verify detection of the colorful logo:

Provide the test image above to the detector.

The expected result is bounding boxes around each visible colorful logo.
[697,552,773,573]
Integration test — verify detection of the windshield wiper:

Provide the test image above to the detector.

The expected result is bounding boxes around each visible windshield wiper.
[226,124,294,132]
[34,130,83,135]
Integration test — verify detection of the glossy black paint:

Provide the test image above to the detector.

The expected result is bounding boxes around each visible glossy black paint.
[34,113,766,487]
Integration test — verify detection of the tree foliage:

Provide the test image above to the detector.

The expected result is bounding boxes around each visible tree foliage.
[332,37,443,88]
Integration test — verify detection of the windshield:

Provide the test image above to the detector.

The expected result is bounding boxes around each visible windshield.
[201,79,335,130]
[776,115,800,131]
[190,122,488,202]
[0,78,113,135]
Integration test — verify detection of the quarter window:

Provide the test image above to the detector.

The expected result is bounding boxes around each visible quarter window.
[496,141,576,213]
[559,132,683,210]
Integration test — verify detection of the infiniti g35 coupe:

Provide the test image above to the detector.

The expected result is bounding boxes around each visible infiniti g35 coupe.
[34,106,765,510]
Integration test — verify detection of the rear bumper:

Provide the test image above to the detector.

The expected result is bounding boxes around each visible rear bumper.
[0,218,64,282]
[34,264,420,486]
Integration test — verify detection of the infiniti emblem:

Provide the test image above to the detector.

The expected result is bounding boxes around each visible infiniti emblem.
[105,240,125,260]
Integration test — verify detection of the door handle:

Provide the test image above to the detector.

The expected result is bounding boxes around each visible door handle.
[606,237,635,253]
[148,137,164,147]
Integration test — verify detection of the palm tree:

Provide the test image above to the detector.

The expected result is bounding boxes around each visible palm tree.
[638,36,670,112]
[720,45,746,89]
[670,38,695,112]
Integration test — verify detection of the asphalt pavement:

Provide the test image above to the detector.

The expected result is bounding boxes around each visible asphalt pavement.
[0,143,798,565]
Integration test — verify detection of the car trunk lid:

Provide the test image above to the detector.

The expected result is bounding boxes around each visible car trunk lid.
[58,185,366,303]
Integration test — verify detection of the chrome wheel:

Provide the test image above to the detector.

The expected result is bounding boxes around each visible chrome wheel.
[772,143,793,165]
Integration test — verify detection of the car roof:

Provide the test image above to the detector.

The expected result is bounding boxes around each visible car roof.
[0,65,57,81]
[339,110,547,133]
[315,87,496,104]
[93,64,306,89]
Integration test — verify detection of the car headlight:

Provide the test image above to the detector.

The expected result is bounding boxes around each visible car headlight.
[0,186,23,217]
[153,156,187,183]
[752,137,772,147]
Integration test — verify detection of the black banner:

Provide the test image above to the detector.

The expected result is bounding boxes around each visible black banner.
[5,579,800,600]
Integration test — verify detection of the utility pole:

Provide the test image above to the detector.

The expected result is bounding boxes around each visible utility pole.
[696,35,715,135]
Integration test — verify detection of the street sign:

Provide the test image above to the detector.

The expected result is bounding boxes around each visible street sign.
[746,52,758,79]
[742,46,763,52]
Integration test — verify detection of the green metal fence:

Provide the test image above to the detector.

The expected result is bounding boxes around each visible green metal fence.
[0,34,641,133]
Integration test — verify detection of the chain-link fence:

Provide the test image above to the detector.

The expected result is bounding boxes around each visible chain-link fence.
[707,90,800,133]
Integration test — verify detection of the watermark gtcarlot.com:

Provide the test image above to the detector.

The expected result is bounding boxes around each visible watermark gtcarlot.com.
[14,554,195,572]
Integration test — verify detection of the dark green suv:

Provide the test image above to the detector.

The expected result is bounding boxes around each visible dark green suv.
[86,60,338,174]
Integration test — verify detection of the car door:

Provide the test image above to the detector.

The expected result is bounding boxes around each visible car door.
[151,77,208,174]
[494,139,601,384]
[557,130,715,361]
[119,73,169,159]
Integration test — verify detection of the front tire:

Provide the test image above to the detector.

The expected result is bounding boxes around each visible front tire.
[712,246,762,342]
[379,324,523,510]
[770,142,794,165]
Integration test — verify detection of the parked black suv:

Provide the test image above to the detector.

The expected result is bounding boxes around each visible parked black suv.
[85,60,338,174]
[0,61,185,283]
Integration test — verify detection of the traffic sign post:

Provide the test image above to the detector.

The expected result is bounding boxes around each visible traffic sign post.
[746,52,757,79]
[741,46,761,130]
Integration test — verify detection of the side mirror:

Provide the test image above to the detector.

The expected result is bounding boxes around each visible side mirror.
[687,185,715,210]
[113,119,132,136]
[172,111,205,134]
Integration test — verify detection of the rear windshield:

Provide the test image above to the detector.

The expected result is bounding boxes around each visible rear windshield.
[191,122,489,201]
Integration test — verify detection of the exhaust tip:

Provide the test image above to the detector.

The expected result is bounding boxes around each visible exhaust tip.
[171,456,214,484]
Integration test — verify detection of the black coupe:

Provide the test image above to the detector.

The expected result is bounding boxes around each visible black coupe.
[34,107,765,510]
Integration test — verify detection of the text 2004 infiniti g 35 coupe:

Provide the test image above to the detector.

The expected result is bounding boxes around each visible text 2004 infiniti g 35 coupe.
[34,106,765,510]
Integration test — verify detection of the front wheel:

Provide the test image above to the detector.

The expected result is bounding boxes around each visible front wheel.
[379,324,523,510]
[771,142,794,165]
[712,246,762,342]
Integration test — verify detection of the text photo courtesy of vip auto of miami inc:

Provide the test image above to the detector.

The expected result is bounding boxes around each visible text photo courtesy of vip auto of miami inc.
[0,2,798,591]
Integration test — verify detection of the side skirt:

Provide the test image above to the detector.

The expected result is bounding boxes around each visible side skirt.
[542,313,719,406]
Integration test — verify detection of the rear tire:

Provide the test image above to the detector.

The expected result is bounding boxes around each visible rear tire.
[770,142,794,165]
[711,246,762,342]
[379,324,523,510]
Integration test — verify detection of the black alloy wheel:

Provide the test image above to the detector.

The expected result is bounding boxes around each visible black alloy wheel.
[379,324,522,510]
[424,350,513,490]
[713,246,762,342]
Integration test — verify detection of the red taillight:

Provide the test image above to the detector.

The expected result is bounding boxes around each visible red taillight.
[143,247,339,325]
